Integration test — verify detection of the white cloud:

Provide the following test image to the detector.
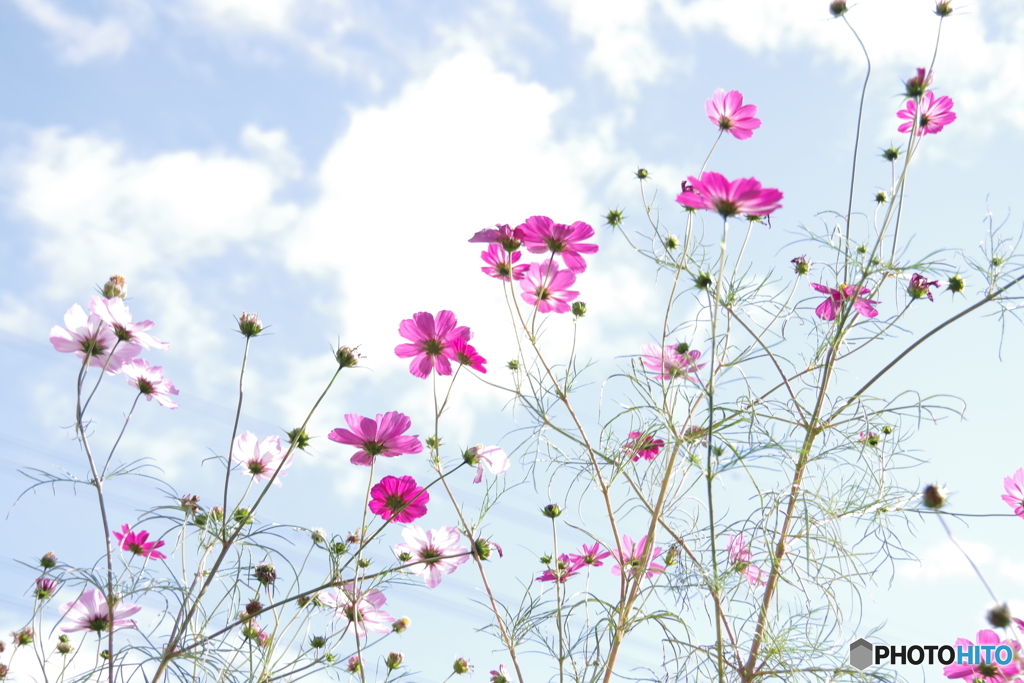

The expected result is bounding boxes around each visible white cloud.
[898,539,992,581]
[10,0,134,63]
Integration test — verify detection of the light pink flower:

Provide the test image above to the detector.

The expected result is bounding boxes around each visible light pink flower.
[943,630,1020,681]
[676,172,783,218]
[393,525,469,588]
[369,475,429,524]
[640,343,705,381]
[469,445,510,484]
[481,244,529,281]
[395,311,472,379]
[897,91,956,136]
[706,89,761,140]
[515,215,599,273]
[122,358,179,408]
[450,338,488,374]
[49,304,139,373]
[536,554,585,583]
[1001,468,1024,520]
[519,261,579,314]
[625,431,665,462]
[232,432,293,486]
[113,524,166,560]
[325,584,392,638]
[810,283,879,321]
[328,412,423,467]
[59,589,141,633]
[89,296,169,351]
[567,542,611,567]
[610,534,664,579]
[469,224,522,252]
[727,533,766,586]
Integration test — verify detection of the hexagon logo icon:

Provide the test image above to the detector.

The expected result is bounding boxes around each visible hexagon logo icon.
[850,638,873,671]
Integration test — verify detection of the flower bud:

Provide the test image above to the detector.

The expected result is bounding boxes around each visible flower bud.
[56,635,73,655]
[453,657,472,674]
[947,274,966,293]
[385,652,404,670]
[881,425,894,435]
[881,145,901,162]
[635,168,649,180]
[101,275,128,299]
[674,342,690,355]
[874,191,888,204]
[570,301,587,318]
[210,506,225,521]
[506,360,520,370]
[309,635,328,649]
[539,554,553,564]
[345,656,362,673]
[425,435,442,450]
[541,504,562,519]
[664,235,680,250]
[310,528,326,545]
[232,507,253,525]
[791,256,810,275]
[357,558,371,568]
[297,595,312,608]
[330,541,348,555]
[934,0,953,16]
[254,563,277,586]
[237,312,263,338]
[829,0,847,16]
[391,617,411,633]
[664,546,680,566]
[179,494,200,516]
[922,484,948,509]
[40,552,58,569]
[474,537,502,560]
[245,600,264,616]
[34,578,58,600]
[13,628,33,647]
[988,604,1012,629]
[903,68,933,99]
[604,209,625,228]
[859,432,881,447]
[693,272,713,290]
[334,345,362,368]
[0,664,8,679]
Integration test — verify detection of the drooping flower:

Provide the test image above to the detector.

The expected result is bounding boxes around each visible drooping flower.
[490,665,511,683]
[536,554,585,583]
[113,524,167,560]
[897,91,956,136]
[324,584,393,638]
[515,215,599,274]
[519,262,579,314]
[1001,468,1024,520]
[610,534,664,579]
[395,311,472,379]
[903,67,933,99]
[393,525,469,588]
[727,533,766,586]
[122,358,179,408]
[467,445,510,484]
[568,542,611,567]
[88,296,169,351]
[705,89,761,140]
[468,224,522,252]
[810,283,880,321]
[675,172,783,218]
[624,431,665,462]
[49,304,139,373]
[328,412,423,467]
[59,589,141,633]
[908,273,941,301]
[640,343,705,381]
[449,338,488,374]
[369,475,429,523]
[481,244,529,281]
[943,630,1020,681]
[232,432,293,486]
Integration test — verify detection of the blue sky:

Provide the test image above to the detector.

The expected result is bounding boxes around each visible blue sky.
[3,0,1024,679]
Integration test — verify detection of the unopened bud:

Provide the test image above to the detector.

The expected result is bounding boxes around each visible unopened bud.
[635,168,649,180]
[506,359,520,370]
[232,507,253,525]
[179,494,200,515]
[101,275,128,299]
[881,145,901,162]
[934,0,953,16]
[309,635,328,649]
[922,484,948,509]
[13,628,33,647]
[791,256,810,275]
[571,301,587,318]
[334,345,362,368]
[604,209,625,228]
[947,274,966,294]
[56,637,73,655]
[385,652,404,670]
[829,0,847,17]
[693,272,713,290]
[903,67,933,99]
[453,657,472,675]
[286,427,311,451]
[237,312,263,338]
[988,604,1012,629]
[541,504,562,519]
[874,191,888,204]
[254,563,277,586]
[391,617,411,634]
[664,235,680,250]
[346,656,362,673]
[245,600,264,616]
[40,552,57,569]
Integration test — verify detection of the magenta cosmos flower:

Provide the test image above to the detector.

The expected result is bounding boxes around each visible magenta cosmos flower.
[467,445,510,484]
[49,303,139,373]
[369,475,429,523]
[676,172,782,218]
[395,310,472,379]
[519,261,579,314]
[706,89,761,140]
[325,584,392,638]
[328,412,423,467]
[536,554,585,583]
[468,223,522,252]
[727,533,766,587]
[624,431,665,462]
[60,589,141,633]
[480,244,529,281]
[449,338,488,374]
[610,534,664,579]
[1001,468,1024,519]
[113,524,167,560]
[515,215,599,273]
[811,283,879,321]
[89,296,169,351]
[490,665,511,683]
[393,525,469,588]
[908,273,941,301]
[897,91,956,136]
[122,358,179,408]
[943,630,1020,681]
[232,432,294,486]
[640,343,705,381]
[568,542,611,567]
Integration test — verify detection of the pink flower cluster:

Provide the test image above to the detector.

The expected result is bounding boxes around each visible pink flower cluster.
[395,310,486,378]
[536,535,660,583]
[897,70,956,137]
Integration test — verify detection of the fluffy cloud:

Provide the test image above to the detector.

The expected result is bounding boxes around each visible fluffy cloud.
[10,0,134,63]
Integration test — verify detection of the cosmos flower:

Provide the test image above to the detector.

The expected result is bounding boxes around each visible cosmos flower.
[113,524,167,560]
[811,283,879,321]
[232,432,293,486]
[60,589,141,633]
[640,343,705,381]
[1001,468,1024,520]
[369,475,429,523]
[519,262,579,314]
[467,445,510,484]
[897,91,956,136]
[395,311,472,379]
[515,215,598,273]
[610,534,664,579]
[706,89,761,140]
[328,412,423,467]
[624,431,665,462]
[393,525,469,588]
[675,172,782,218]
[122,358,179,408]
[727,533,766,587]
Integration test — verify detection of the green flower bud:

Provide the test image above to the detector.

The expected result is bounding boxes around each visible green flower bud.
[571,301,587,318]
[541,504,562,519]
[100,275,128,299]
[604,209,625,227]
[237,312,263,338]
[635,168,649,180]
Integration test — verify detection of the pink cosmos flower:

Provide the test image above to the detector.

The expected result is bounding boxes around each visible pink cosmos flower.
[625,431,665,462]
[393,525,470,588]
[897,91,956,136]
[481,244,529,281]
[469,224,522,252]
[468,445,510,484]
[122,358,179,408]
[810,283,879,321]
[35,578,59,600]
[369,475,429,523]
[943,630,1020,681]
[325,584,392,638]
[640,343,705,381]
[706,89,761,140]
[1001,468,1024,520]
[232,432,293,486]
[89,296,169,351]
[395,310,472,379]
[59,588,141,633]
[568,542,611,567]
[49,304,139,373]
[727,533,766,587]
[113,524,167,560]
[676,172,783,218]
[536,554,585,583]
[908,273,941,301]
[450,338,488,374]
[610,534,664,579]
[490,665,511,683]
[515,215,599,274]
[519,261,579,314]
[328,412,423,467]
